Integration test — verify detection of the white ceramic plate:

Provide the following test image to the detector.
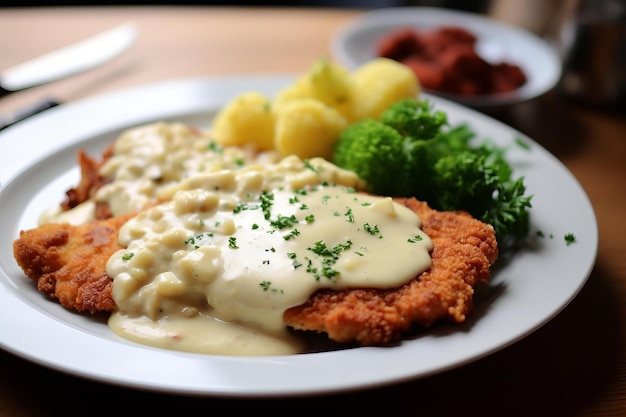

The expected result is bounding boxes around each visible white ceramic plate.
[332,7,562,107]
[0,76,596,397]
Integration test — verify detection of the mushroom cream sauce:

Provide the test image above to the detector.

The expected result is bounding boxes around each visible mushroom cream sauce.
[42,122,433,356]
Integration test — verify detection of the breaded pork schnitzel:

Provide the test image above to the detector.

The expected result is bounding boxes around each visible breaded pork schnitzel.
[13,198,497,346]
[13,213,134,314]
[285,198,498,345]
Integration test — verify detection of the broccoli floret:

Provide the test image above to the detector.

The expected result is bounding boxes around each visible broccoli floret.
[333,119,411,196]
[332,97,532,244]
[380,98,447,139]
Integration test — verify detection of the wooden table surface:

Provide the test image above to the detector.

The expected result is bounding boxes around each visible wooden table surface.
[1,6,625,416]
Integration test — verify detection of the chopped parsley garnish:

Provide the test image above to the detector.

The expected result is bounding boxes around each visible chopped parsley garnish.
[344,207,355,223]
[233,202,254,213]
[260,191,274,220]
[259,280,283,293]
[184,233,214,249]
[283,229,300,240]
[207,141,223,153]
[363,223,379,235]
[305,239,353,281]
[515,137,531,150]
[269,214,299,230]
[303,159,318,172]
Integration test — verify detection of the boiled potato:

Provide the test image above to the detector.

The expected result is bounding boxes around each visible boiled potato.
[273,77,310,110]
[274,58,353,119]
[211,91,276,151]
[274,98,347,160]
[349,58,420,121]
[304,58,353,117]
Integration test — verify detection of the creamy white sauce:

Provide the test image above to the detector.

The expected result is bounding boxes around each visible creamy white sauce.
[109,311,306,356]
[107,156,433,356]
[40,122,270,225]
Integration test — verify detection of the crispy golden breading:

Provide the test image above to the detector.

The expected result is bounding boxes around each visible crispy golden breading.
[13,198,497,346]
[283,198,498,346]
[12,213,134,314]
[60,147,114,220]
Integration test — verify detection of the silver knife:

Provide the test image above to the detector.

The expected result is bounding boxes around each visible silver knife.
[0,23,138,129]
[1,22,137,94]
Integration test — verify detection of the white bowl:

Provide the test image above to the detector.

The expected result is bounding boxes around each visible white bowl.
[332,7,562,107]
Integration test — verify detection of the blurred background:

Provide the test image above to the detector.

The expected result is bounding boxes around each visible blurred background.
[0,0,588,40]
[0,0,624,107]
[0,1,490,8]
[0,0,617,39]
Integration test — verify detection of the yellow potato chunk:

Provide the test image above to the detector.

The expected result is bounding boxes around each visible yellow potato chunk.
[211,91,275,151]
[274,58,353,119]
[349,58,420,121]
[273,78,310,110]
[274,98,347,160]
